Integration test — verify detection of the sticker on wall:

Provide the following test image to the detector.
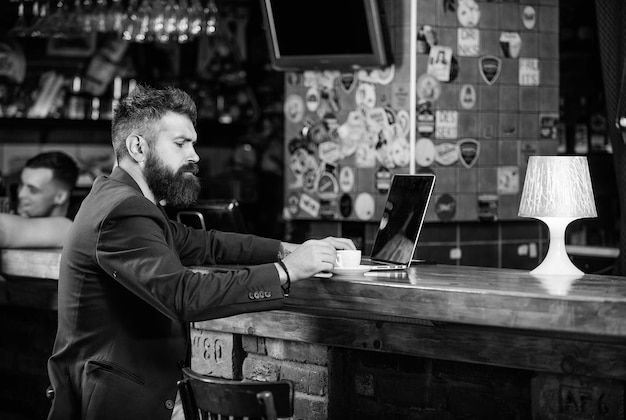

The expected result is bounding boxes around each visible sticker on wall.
[427,46,453,82]
[287,193,300,215]
[479,55,502,85]
[305,87,321,112]
[499,32,522,58]
[338,72,357,93]
[457,0,481,28]
[457,138,480,168]
[355,83,377,109]
[339,166,355,192]
[319,199,338,219]
[458,28,480,57]
[376,167,392,193]
[396,110,411,137]
[318,172,340,199]
[435,110,459,139]
[415,137,436,167]
[519,58,540,86]
[355,143,377,168]
[391,84,410,109]
[303,169,318,194]
[497,166,520,195]
[317,141,342,163]
[299,193,320,218]
[522,6,536,30]
[339,193,353,218]
[416,73,442,102]
[436,194,457,221]
[354,192,375,221]
[417,100,435,137]
[435,142,459,166]
[284,94,305,123]
[286,72,302,86]
[540,113,559,140]
[417,25,438,54]
[459,84,477,109]
[383,106,397,125]
[366,107,390,134]
[478,194,498,222]
[307,121,330,144]
[371,64,395,85]
[391,137,411,167]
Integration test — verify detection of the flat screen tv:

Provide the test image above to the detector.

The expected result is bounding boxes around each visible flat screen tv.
[260,0,391,71]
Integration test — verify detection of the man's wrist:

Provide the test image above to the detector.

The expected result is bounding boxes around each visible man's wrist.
[277,242,292,260]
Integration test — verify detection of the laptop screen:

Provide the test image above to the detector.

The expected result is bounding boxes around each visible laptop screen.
[369,174,436,265]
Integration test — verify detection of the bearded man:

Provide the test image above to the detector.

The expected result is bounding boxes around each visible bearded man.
[47,85,355,420]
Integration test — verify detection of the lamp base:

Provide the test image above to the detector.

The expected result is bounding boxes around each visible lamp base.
[531,217,584,276]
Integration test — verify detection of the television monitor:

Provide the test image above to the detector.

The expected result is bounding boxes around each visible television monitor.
[260,0,392,71]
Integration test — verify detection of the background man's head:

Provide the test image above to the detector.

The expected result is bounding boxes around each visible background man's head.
[18,151,79,218]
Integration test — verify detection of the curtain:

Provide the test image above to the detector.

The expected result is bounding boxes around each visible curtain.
[595,0,626,275]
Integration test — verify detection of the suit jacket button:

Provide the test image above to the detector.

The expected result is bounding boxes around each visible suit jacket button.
[177,360,186,369]
[253,291,260,299]
[112,271,117,278]
[248,292,255,300]
[165,399,175,410]
[265,291,272,298]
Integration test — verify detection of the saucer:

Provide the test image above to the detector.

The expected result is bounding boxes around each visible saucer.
[331,265,372,276]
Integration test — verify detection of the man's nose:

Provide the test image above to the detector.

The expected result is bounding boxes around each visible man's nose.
[188,147,200,163]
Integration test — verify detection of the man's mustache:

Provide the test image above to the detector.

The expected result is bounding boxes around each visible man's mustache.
[179,163,199,175]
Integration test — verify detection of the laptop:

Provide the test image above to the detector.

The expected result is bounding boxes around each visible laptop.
[361,173,436,271]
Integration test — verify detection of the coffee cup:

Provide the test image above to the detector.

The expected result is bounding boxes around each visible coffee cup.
[336,250,362,268]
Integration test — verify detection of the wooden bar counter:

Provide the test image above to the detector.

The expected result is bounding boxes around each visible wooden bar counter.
[2,248,626,419]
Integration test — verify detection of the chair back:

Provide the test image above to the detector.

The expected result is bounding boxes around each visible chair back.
[177,367,294,420]
[171,199,248,233]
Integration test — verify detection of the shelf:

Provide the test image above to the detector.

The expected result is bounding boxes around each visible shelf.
[0,118,250,147]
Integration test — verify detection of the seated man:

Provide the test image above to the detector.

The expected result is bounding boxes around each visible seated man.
[0,151,79,248]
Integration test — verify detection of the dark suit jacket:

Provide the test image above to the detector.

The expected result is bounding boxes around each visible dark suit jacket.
[47,167,284,420]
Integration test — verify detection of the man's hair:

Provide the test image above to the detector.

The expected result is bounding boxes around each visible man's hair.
[111,85,197,161]
[24,151,79,191]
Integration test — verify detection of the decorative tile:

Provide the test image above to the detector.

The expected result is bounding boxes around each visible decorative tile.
[480,30,502,56]
[500,86,519,112]
[539,86,559,112]
[479,3,499,29]
[479,113,499,139]
[416,0,437,24]
[519,113,539,139]
[457,167,478,193]
[519,87,539,112]
[541,60,559,87]
[499,58,519,84]
[500,3,520,31]
[456,57,479,83]
[438,84,460,109]
[478,166,498,193]
[458,111,479,138]
[539,33,559,59]
[498,141,519,166]
[520,32,539,57]
[479,86,499,111]
[499,112,519,139]
[456,194,478,220]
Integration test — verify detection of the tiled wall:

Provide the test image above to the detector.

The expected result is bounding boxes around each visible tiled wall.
[282,0,559,224]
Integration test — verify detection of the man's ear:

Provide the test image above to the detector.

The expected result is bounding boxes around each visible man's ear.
[126,134,149,163]
[54,189,69,206]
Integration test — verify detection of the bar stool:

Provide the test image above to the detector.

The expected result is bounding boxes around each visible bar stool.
[176,367,294,420]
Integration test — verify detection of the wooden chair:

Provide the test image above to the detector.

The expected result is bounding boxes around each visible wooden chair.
[176,367,294,420]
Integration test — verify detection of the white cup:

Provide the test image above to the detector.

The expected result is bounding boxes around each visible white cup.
[336,250,362,268]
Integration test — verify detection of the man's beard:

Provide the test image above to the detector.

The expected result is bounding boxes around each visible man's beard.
[144,152,201,208]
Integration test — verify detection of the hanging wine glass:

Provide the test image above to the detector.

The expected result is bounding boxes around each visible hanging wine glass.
[45,0,69,39]
[106,0,125,34]
[121,0,140,41]
[187,0,204,39]
[176,0,190,43]
[8,1,29,38]
[92,0,108,33]
[150,0,167,43]
[28,1,49,38]
[135,0,152,42]
[65,0,85,38]
[204,0,218,36]
[162,0,179,43]
[81,0,95,33]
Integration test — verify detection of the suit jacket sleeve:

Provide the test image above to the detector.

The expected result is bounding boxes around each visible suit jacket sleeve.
[95,196,284,322]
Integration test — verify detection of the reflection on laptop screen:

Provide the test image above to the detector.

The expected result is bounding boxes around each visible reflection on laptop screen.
[370,174,435,265]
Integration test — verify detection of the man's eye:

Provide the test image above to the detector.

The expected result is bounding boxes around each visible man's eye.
[176,143,184,148]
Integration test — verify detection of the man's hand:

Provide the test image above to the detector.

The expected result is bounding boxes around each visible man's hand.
[280,237,357,281]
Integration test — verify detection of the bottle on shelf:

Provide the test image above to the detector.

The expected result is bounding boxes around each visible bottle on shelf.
[574,96,589,154]
[66,76,86,120]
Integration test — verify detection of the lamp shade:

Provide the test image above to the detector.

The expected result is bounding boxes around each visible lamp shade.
[518,156,597,218]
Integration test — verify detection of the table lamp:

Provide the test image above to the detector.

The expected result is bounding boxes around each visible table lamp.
[518,156,597,276]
